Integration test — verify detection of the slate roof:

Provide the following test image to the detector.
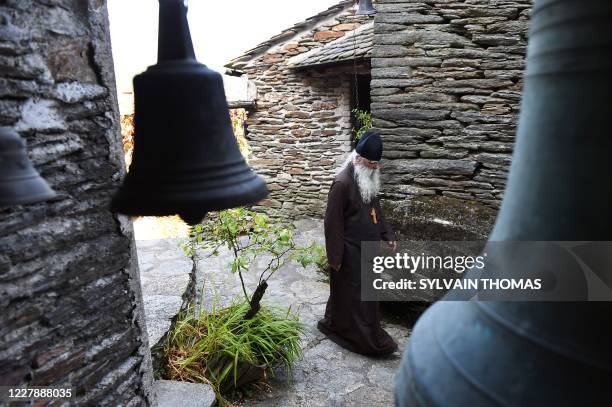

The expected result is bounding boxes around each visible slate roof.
[225,1,353,73]
[287,22,373,69]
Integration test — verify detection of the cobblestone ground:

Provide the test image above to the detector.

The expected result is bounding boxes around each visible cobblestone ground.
[194,219,411,407]
[137,238,191,346]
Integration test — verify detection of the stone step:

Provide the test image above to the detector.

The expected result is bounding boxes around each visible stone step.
[155,380,216,407]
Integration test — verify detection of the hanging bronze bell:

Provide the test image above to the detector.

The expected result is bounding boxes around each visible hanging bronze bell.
[0,127,56,206]
[395,0,612,405]
[357,0,376,15]
[111,0,268,225]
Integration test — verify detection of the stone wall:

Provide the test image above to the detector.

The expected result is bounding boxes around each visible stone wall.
[232,7,373,218]
[0,1,153,404]
[372,0,531,239]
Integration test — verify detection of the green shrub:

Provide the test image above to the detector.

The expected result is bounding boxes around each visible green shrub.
[162,301,305,403]
[312,244,330,278]
[182,208,323,318]
[170,209,322,402]
[352,108,372,143]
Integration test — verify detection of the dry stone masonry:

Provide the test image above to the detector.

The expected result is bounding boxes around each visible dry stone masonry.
[228,0,532,238]
[226,2,374,218]
[0,0,153,404]
[372,0,532,238]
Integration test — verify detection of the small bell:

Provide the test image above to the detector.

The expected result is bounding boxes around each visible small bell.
[357,0,376,15]
[0,127,56,206]
[111,0,268,225]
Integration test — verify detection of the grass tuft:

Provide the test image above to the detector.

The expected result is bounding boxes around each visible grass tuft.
[161,300,305,404]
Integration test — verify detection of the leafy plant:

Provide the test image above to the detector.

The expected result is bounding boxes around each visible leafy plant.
[310,244,328,272]
[162,300,305,404]
[352,108,372,143]
[172,209,322,401]
[182,207,322,319]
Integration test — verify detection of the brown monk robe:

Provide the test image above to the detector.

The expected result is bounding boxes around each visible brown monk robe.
[317,159,398,357]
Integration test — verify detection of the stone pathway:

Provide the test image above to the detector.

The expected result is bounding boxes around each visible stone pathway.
[155,380,216,407]
[193,218,411,406]
[136,219,411,406]
[137,236,216,407]
[136,237,192,346]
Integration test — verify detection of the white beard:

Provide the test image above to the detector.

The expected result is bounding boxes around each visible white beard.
[354,162,380,204]
[337,151,380,204]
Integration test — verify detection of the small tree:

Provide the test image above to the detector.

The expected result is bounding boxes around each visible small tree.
[183,208,321,319]
[169,210,324,399]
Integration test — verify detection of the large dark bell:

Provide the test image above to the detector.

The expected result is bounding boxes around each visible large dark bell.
[395,0,612,406]
[0,127,56,206]
[111,0,268,225]
[357,0,376,15]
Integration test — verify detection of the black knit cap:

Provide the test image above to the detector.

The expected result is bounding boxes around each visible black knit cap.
[355,130,382,161]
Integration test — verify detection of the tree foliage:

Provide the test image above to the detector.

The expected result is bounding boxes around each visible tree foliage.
[183,208,323,314]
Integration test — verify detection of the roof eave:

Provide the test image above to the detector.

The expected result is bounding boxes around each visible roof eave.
[225,68,245,77]
[224,1,354,71]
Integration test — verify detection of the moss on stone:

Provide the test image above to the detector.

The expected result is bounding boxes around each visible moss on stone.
[383,195,498,241]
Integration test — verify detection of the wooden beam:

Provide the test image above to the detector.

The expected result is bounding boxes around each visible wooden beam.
[228,100,257,110]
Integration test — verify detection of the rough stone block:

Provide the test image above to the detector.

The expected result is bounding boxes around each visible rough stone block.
[332,23,360,31]
[376,13,445,25]
[314,31,345,41]
[155,380,215,407]
[377,108,451,121]
[384,195,497,240]
[473,34,522,46]
[385,159,478,176]
[47,37,97,83]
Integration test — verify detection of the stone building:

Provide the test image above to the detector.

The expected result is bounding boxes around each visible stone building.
[226,0,532,239]
[0,1,154,404]
[372,0,531,239]
[225,1,375,218]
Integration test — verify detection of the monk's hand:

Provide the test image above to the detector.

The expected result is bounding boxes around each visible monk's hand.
[388,241,398,251]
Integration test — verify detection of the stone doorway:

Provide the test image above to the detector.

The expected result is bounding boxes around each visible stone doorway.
[350,73,372,148]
